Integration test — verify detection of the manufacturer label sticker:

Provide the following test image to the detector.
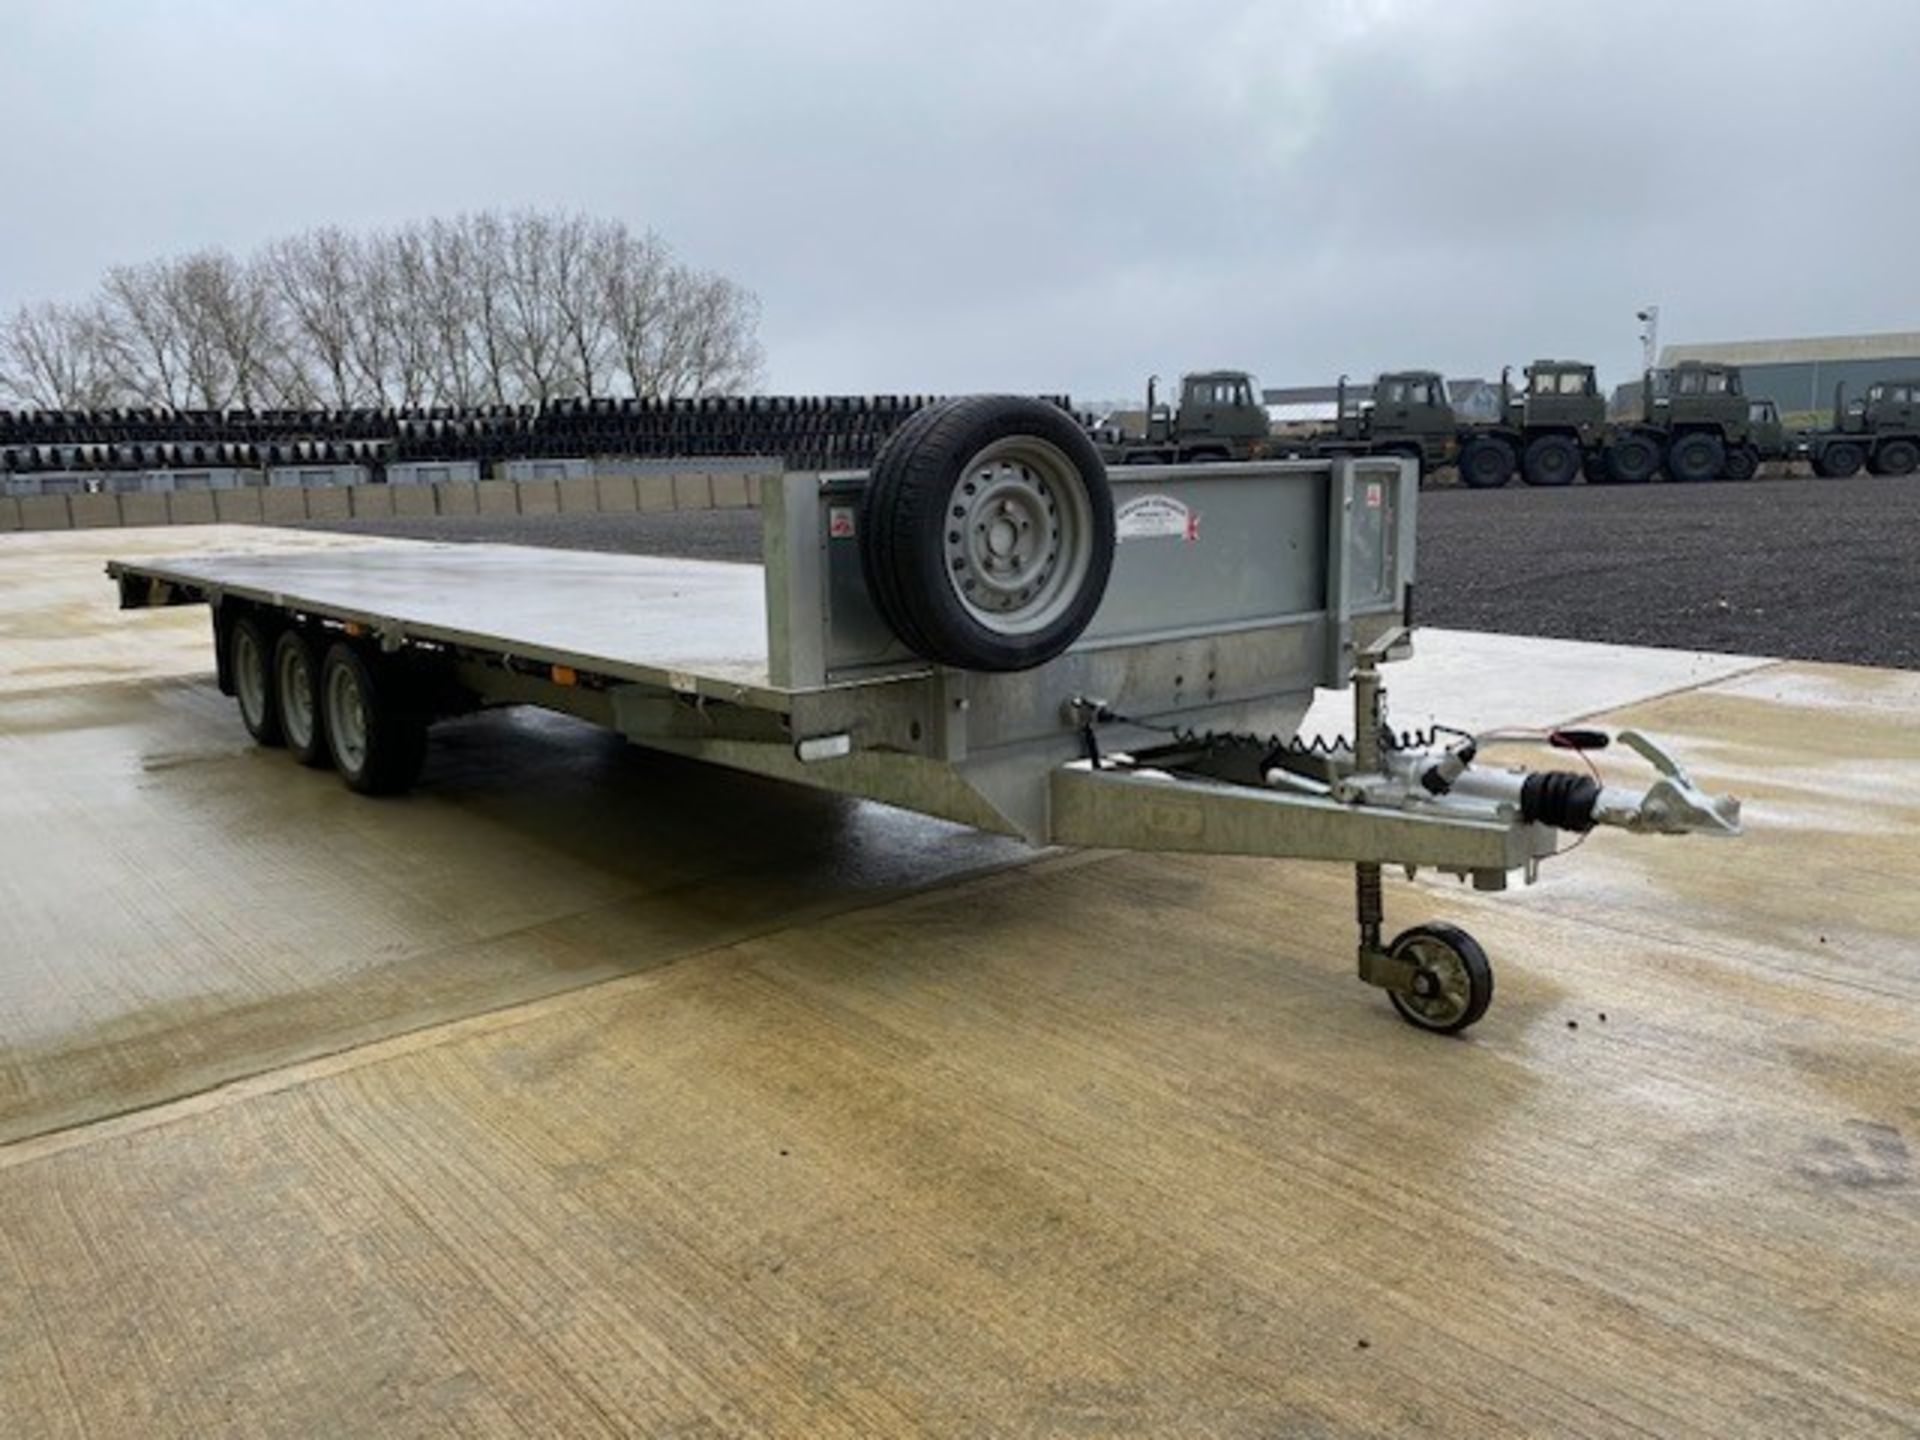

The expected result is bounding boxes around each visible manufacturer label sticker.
[828,506,857,538]
[1365,481,1384,509]
[1115,493,1199,542]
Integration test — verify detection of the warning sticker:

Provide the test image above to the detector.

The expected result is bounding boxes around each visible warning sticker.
[1115,493,1199,542]
[1365,481,1384,508]
[828,505,857,539]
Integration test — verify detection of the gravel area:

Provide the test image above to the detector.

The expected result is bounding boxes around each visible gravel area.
[297,474,1920,670]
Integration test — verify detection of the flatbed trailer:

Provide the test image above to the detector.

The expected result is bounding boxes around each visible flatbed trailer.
[108,397,1739,1033]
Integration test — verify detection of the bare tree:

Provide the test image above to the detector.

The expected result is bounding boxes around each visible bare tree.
[0,301,121,409]
[4,209,764,414]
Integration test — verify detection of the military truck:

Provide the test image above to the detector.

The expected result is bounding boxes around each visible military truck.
[1606,359,1766,483]
[1298,371,1460,475]
[1454,360,1610,488]
[1095,371,1273,465]
[1801,379,1920,478]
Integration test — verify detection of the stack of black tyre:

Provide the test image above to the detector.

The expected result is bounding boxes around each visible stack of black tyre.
[2,394,1081,476]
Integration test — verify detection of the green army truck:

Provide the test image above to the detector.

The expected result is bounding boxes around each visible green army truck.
[1095,371,1274,465]
[1801,379,1920,478]
[1610,359,1767,483]
[1454,360,1611,488]
[1300,371,1461,475]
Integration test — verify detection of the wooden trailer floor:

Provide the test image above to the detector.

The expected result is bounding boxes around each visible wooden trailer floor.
[3,528,1919,1437]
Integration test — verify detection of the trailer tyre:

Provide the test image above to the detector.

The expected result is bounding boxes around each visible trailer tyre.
[273,629,329,767]
[1386,923,1493,1035]
[1603,434,1659,484]
[860,395,1115,672]
[229,613,283,747]
[1521,435,1580,487]
[1457,436,1514,489]
[320,641,428,796]
[1872,438,1918,477]
[1666,433,1725,483]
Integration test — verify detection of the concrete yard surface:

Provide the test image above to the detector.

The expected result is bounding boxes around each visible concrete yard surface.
[2,526,1919,1437]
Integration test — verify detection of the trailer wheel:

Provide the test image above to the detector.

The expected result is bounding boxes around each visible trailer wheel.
[320,641,427,796]
[1457,436,1514,489]
[860,395,1115,672]
[1521,435,1579,487]
[1872,438,1918,476]
[1386,923,1493,1035]
[1820,441,1865,479]
[229,613,283,747]
[1603,434,1659,484]
[272,629,330,767]
[1722,446,1760,481]
[1666,433,1725,483]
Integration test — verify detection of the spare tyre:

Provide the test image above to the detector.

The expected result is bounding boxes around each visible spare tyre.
[859,395,1115,672]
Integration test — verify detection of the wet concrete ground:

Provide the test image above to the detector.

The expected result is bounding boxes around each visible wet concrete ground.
[2,525,1918,1435]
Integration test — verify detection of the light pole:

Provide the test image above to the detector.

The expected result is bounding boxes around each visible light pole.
[1636,306,1660,374]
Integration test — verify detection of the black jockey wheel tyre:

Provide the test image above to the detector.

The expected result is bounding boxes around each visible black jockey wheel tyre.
[320,641,428,796]
[1604,435,1659,484]
[859,395,1116,672]
[228,612,283,746]
[1666,433,1725,483]
[1521,435,1580,487]
[1386,923,1494,1035]
[1873,438,1918,476]
[1722,446,1759,482]
[273,629,330,768]
[1457,436,1514,489]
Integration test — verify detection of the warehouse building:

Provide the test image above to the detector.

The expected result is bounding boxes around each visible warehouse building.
[1652,331,1920,420]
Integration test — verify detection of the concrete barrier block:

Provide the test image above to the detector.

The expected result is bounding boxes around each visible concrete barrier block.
[19,495,72,530]
[435,480,480,516]
[595,475,638,512]
[557,475,599,514]
[167,491,217,525]
[390,483,436,518]
[476,480,519,515]
[261,487,308,523]
[118,493,170,527]
[304,486,351,520]
[636,475,675,513]
[0,496,22,531]
[215,488,265,524]
[746,474,768,508]
[672,472,713,511]
[350,485,395,519]
[516,478,559,515]
[70,493,122,528]
[710,472,750,509]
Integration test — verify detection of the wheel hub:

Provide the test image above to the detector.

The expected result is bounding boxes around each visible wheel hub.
[942,435,1093,636]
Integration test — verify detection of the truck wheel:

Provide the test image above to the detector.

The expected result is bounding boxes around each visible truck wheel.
[320,641,428,796]
[229,613,283,747]
[1604,434,1659,484]
[1821,441,1865,479]
[272,629,329,767]
[1582,452,1610,484]
[1666,433,1725,483]
[1521,435,1579,487]
[1457,436,1514,489]
[859,395,1115,673]
[1722,446,1759,481]
[1872,438,1918,476]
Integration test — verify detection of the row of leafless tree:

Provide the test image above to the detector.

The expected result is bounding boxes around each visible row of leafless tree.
[0,211,764,412]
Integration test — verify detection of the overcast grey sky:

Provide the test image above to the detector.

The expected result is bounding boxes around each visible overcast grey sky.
[3,0,1917,400]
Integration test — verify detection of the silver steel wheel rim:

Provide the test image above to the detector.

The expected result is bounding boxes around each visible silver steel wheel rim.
[325,663,369,773]
[942,436,1094,636]
[234,628,267,728]
[1395,936,1472,1027]
[279,645,315,749]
